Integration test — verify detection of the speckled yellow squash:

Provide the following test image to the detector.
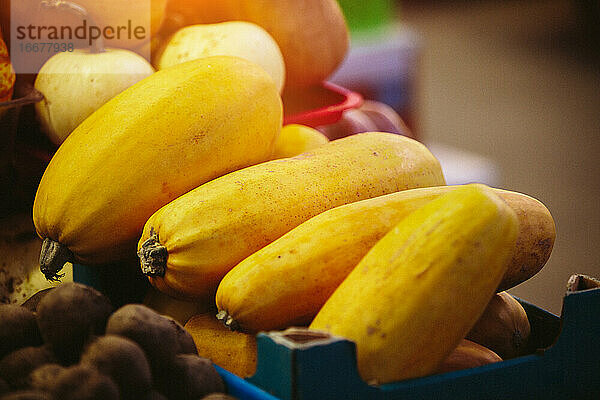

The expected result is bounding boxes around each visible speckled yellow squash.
[33,56,282,280]
[137,132,446,301]
[310,184,519,384]
[270,124,329,160]
[216,185,554,333]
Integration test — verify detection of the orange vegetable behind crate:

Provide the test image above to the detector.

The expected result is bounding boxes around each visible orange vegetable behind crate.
[185,313,258,378]
[436,339,502,374]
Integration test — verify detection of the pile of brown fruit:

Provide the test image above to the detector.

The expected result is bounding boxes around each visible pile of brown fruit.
[0,282,236,400]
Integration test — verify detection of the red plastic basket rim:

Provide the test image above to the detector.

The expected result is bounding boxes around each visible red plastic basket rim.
[283,81,363,128]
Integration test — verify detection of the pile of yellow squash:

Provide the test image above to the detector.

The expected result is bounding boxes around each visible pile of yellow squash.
[30,0,556,386]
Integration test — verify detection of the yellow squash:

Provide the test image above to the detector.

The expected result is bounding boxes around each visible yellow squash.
[33,56,282,280]
[138,132,445,301]
[309,184,519,384]
[216,186,554,332]
[270,124,330,160]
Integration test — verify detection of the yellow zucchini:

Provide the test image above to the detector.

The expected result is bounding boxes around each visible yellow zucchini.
[33,56,282,280]
[309,184,519,384]
[216,185,554,332]
[270,124,329,159]
[138,132,445,301]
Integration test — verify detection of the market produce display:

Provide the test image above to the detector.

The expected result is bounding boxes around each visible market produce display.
[0,283,232,400]
[0,0,566,397]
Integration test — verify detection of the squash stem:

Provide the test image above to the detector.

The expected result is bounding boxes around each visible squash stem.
[39,238,72,282]
[216,310,241,331]
[138,228,168,277]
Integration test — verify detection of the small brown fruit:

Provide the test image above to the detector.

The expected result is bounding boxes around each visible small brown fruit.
[28,363,65,393]
[36,283,113,364]
[167,316,197,355]
[0,345,57,389]
[0,305,43,359]
[105,304,180,372]
[155,354,225,400]
[52,364,119,400]
[80,335,152,400]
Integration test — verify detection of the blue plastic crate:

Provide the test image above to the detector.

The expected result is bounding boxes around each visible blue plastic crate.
[245,274,599,400]
[73,264,599,400]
